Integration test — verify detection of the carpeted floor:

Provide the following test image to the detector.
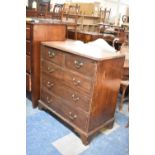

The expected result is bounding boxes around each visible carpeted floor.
[26,94,129,155]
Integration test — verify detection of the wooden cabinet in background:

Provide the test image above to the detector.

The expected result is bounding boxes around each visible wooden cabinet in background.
[26,21,66,108]
[38,40,125,145]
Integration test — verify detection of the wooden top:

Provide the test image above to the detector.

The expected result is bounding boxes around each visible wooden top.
[42,39,125,61]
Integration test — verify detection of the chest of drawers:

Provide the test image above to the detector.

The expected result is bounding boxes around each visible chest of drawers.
[38,40,125,145]
[26,21,66,107]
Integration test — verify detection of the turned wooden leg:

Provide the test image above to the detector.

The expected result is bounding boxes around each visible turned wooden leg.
[80,134,90,145]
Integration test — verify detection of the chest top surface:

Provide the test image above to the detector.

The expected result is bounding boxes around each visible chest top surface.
[42,39,124,61]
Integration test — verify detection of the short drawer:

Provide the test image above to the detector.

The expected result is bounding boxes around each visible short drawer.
[41,74,90,112]
[40,89,89,131]
[65,53,97,77]
[26,25,31,40]
[26,40,31,55]
[26,55,31,73]
[41,60,63,80]
[26,73,31,92]
[42,47,64,66]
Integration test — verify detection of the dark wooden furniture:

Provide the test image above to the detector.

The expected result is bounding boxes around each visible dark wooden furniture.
[64,4,80,40]
[118,41,129,120]
[68,31,102,43]
[52,3,64,20]
[68,30,114,45]
[26,19,66,108]
[119,80,129,111]
[38,40,125,145]
[26,9,38,17]
[37,1,50,18]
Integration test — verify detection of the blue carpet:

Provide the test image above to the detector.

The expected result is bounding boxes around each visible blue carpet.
[26,95,129,155]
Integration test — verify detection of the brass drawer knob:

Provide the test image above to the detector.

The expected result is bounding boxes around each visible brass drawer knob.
[47,67,55,73]
[69,112,77,120]
[72,78,80,86]
[74,60,84,69]
[48,51,56,58]
[46,96,52,104]
[47,81,54,88]
[72,94,79,102]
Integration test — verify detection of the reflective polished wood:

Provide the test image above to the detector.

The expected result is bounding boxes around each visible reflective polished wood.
[39,40,125,144]
[26,19,66,108]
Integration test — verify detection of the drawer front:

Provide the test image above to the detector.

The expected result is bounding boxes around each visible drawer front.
[26,73,31,91]
[65,53,96,77]
[26,25,31,40]
[26,55,31,73]
[43,47,64,66]
[26,40,31,55]
[41,59,93,94]
[63,70,92,95]
[40,89,88,131]
[41,60,63,80]
[41,74,90,112]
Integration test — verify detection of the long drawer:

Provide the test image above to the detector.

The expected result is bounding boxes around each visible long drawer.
[40,89,89,131]
[41,59,93,94]
[41,60,63,80]
[26,73,31,91]
[65,53,97,77]
[41,74,90,112]
[63,70,93,95]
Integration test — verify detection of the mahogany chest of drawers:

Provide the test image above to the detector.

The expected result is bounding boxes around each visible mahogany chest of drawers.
[26,20,66,107]
[38,40,125,144]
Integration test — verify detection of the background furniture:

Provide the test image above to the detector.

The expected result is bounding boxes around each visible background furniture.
[99,8,111,23]
[38,40,125,145]
[52,3,64,20]
[26,8,38,17]
[26,20,66,108]
[64,4,80,40]
[119,80,129,111]
[26,3,110,33]
[37,1,50,18]
[67,31,114,45]
[118,38,129,111]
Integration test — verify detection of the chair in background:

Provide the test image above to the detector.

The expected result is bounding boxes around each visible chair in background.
[37,1,50,18]
[98,8,111,33]
[100,8,111,23]
[64,4,80,40]
[52,3,65,20]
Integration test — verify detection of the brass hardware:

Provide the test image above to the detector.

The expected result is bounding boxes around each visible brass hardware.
[72,94,79,102]
[47,67,55,73]
[47,81,54,88]
[74,60,84,69]
[48,51,56,58]
[72,78,80,86]
[69,112,77,120]
[46,96,52,104]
